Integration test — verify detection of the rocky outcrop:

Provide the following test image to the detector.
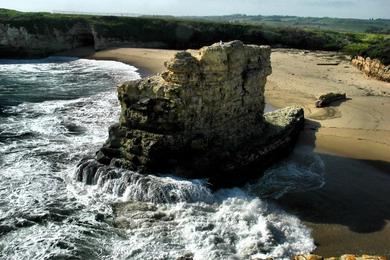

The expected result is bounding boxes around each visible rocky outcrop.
[293,254,387,260]
[352,56,390,82]
[76,41,304,188]
[315,92,347,107]
[0,23,95,57]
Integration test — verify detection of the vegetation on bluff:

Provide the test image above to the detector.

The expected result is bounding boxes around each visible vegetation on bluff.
[0,8,90,33]
[181,14,390,34]
[0,9,389,65]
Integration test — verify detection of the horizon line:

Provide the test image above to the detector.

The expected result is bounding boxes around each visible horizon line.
[3,8,389,21]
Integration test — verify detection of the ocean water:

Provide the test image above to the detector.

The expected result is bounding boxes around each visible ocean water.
[0,57,324,260]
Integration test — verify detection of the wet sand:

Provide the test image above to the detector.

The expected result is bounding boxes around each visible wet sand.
[266,49,390,257]
[60,46,390,257]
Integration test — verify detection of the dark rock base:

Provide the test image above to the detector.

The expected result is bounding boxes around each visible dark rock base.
[77,107,304,189]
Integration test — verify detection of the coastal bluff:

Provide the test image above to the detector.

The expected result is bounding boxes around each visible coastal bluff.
[0,22,95,57]
[0,19,165,58]
[77,41,304,187]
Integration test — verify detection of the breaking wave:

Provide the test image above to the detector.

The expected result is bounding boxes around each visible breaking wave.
[0,57,324,259]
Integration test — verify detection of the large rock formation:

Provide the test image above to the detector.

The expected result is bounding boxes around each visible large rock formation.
[352,56,390,82]
[77,41,304,188]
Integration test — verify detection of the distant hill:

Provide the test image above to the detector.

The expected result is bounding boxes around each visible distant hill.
[179,14,390,34]
[0,9,389,65]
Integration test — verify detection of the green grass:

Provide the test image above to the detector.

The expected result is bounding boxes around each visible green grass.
[183,14,390,34]
[0,8,91,33]
[0,9,389,65]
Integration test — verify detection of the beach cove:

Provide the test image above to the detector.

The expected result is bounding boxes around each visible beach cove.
[57,46,390,257]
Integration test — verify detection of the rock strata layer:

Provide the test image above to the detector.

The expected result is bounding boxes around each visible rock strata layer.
[77,41,304,188]
[352,56,390,82]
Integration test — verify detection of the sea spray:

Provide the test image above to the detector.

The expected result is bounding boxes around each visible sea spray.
[101,189,316,260]
[0,57,322,259]
[75,159,214,203]
[74,150,324,259]
[0,57,141,259]
[75,146,325,203]
[251,146,326,199]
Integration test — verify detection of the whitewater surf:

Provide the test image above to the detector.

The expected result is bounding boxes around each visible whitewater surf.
[0,57,324,259]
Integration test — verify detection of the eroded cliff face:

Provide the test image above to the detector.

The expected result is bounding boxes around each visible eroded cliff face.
[0,21,168,57]
[0,23,95,57]
[91,26,167,51]
[76,41,304,187]
[352,56,390,82]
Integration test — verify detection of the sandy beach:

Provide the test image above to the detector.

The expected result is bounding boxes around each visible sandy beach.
[266,49,390,257]
[56,47,178,76]
[60,46,390,257]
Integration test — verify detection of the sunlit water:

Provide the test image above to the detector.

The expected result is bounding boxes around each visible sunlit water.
[0,57,324,259]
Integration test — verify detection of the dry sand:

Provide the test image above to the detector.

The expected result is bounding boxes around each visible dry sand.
[60,46,390,257]
[56,46,178,76]
[266,49,390,257]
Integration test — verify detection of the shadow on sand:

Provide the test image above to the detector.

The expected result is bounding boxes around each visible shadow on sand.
[325,97,352,107]
[277,119,390,234]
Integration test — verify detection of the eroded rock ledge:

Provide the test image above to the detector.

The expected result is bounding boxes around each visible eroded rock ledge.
[352,56,390,82]
[77,41,304,188]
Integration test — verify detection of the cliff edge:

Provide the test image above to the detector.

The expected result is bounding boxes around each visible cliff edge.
[76,41,304,188]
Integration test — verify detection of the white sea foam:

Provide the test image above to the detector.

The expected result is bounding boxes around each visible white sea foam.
[0,57,322,259]
[71,159,319,259]
[251,147,325,199]
[100,195,315,260]
[0,57,141,259]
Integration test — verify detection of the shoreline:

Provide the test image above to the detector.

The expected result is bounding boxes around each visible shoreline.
[55,46,179,77]
[56,46,390,257]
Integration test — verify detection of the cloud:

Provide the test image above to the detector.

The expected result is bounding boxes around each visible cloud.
[307,0,356,7]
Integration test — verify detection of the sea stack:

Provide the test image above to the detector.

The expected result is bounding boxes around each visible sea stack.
[77,40,304,187]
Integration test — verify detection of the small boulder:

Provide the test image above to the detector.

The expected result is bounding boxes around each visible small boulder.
[315,92,347,107]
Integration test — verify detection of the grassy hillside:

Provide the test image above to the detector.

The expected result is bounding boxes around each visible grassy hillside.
[0,9,389,65]
[183,14,390,34]
[0,8,91,33]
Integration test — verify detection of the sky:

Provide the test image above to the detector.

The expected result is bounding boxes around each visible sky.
[0,0,389,19]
